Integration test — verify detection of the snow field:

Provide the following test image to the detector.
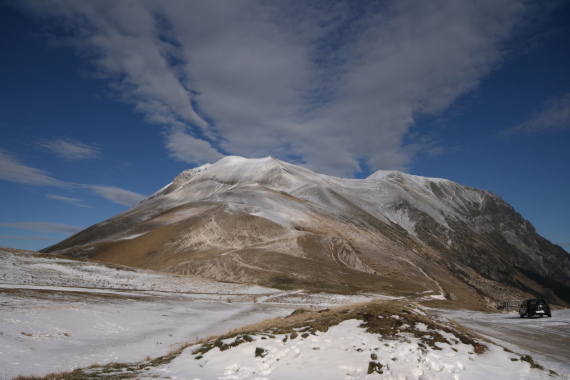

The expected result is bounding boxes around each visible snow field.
[0,249,377,378]
[2,248,568,379]
[144,319,550,380]
[0,250,281,294]
[0,291,302,379]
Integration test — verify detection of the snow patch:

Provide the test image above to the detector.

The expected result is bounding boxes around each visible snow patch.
[147,318,557,380]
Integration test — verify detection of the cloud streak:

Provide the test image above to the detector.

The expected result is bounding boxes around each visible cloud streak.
[0,149,145,207]
[0,222,83,236]
[0,236,60,241]
[503,92,570,135]
[88,185,146,207]
[0,149,66,186]
[38,138,101,160]
[46,194,93,208]
[14,0,533,176]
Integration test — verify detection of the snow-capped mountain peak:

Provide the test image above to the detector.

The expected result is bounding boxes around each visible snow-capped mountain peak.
[43,156,570,309]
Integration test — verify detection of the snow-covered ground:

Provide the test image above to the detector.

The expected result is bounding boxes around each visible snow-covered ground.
[142,318,560,380]
[1,249,569,379]
[435,308,570,378]
[0,248,279,294]
[0,249,378,379]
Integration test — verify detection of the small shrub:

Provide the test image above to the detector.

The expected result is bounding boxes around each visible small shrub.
[520,355,544,370]
[367,361,384,374]
[255,347,268,358]
[288,308,311,317]
[269,275,295,289]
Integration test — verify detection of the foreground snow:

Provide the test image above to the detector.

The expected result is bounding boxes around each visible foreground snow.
[144,319,552,380]
[0,249,378,378]
[0,289,294,379]
[1,248,568,379]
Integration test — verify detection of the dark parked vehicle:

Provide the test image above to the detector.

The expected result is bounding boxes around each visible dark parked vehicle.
[519,298,551,318]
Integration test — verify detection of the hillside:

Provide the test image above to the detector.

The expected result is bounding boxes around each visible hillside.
[42,156,570,308]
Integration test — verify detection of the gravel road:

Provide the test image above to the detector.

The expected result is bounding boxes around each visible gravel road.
[439,308,570,378]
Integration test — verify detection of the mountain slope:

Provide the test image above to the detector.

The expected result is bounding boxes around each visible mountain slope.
[42,156,570,308]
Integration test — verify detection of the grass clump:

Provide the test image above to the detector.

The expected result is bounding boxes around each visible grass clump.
[367,361,384,375]
[192,333,256,357]
[189,299,489,362]
[10,365,139,380]
[520,355,544,370]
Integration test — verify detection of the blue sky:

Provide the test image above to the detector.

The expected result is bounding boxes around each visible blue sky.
[1,0,569,252]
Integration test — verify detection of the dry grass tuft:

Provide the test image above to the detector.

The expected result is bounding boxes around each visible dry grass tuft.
[10,368,87,380]
[519,355,545,370]
[188,299,489,357]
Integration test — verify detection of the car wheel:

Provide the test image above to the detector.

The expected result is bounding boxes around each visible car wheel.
[520,313,524,318]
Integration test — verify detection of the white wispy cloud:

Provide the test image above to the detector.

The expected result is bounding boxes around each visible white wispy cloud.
[0,148,145,207]
[45,194,93,208]
[0,149,66,186]
[0,222,83,236]
[38,138,101,160]
[88,185,146,207]
[14,0,533,176]
[503,92,570,135]
[46,194,81,203]
[0,236,60,241]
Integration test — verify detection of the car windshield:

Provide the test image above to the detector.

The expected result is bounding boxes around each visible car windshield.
[529,299,545,306]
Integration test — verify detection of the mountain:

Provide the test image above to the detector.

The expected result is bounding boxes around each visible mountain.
[42,156,570,308]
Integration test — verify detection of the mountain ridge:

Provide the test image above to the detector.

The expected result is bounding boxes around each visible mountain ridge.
[42,156,570,309]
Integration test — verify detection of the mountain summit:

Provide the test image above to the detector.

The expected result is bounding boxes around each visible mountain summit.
[43,156,570,308]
